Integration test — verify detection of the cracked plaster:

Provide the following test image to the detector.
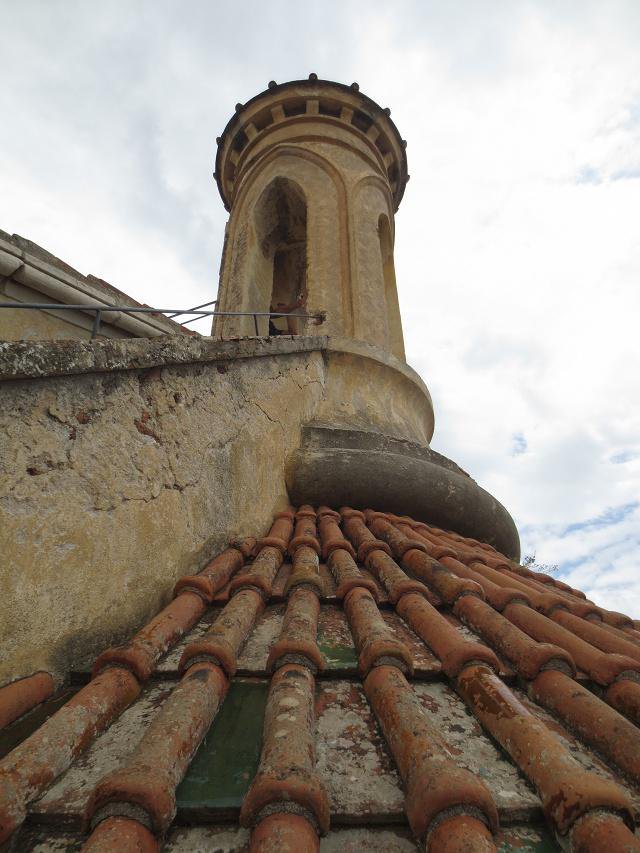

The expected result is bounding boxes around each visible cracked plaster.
[0,351,324,685]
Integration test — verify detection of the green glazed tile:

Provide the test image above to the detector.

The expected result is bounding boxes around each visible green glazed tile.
[176,679,268,812]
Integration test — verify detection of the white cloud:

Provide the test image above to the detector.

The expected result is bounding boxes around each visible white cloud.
[1,1,639,614]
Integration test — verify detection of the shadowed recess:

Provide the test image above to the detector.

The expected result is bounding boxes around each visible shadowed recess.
[175,678,268,815]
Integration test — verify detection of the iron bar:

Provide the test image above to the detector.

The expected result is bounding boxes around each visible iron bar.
[0,302,324,338]
[165,299,218,319]
[91,310,102,340]
[179,314,213,327]
[0,303,321,320]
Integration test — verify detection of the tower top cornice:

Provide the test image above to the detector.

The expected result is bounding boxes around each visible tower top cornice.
[214,75,409,213]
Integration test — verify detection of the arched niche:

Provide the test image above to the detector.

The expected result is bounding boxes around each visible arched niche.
[215,148,348,339]
[253,177,307,335]
[378,213,405,361]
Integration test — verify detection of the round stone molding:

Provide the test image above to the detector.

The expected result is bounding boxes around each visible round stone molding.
[215,77,409,212]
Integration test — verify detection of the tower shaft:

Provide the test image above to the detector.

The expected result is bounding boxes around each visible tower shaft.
[214,78,407,360]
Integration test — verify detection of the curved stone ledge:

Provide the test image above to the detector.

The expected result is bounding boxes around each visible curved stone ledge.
[0,334,426,394]
[0,333,329,381]
[287,426,520,560]
[0,333,435,445]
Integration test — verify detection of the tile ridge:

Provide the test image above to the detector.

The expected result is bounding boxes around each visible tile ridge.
[322,509,499,847]
[0,537,255,844]
[378,513,640,797]
[0,672,54,731]
[241,510,329,847]
[368,512,638,846]
[83,520,292,846]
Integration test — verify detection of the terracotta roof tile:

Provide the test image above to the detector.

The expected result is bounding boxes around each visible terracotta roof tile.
[317,510,356,561]
[240,663,329,836]
[529,669,640,782]
[266,587,324,674]
[0,667,139,843]
[325,548,380,600]
[32,681,175,827]
[605,679,640,729]
[178,588,264,678]
[457,664,636,837]
[249,812,320,852]
[426,813,495,852]
[2,504,640,851]
[82,815,159,852]
[344,586,414,676]
[364,664,498,842]
[397,592,500,679]
[454,593,576,680]
[0,672,54,731]
[85,660,228,837]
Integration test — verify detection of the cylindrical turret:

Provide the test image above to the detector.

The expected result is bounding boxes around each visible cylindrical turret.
[211,75,519,560]
[213,75,408,360]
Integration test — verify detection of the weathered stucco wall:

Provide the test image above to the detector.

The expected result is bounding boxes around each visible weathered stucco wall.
[317,347,433,445]
[0,333,517,686]
[0,344,325,685]
[0,334,437,685]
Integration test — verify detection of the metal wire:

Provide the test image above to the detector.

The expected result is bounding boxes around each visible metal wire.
[165,299,218,319]
[0,302,325,339]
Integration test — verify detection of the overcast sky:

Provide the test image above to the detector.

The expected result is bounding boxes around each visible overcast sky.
[2,1,639,614]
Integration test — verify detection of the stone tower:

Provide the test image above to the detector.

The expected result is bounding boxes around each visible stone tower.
[213,74,406,359]
[213,75,519,559]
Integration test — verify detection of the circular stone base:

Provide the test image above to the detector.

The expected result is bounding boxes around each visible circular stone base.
[287,425,520,560]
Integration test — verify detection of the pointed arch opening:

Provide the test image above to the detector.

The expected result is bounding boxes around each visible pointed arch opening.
[253,177,308,335]
[378,214,405,360]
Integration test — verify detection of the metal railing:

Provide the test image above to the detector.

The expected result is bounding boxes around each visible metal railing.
[0,301,325,339]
